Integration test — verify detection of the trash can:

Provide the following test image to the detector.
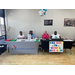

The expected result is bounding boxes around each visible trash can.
[0,36,7,55]
[0,44,7,55]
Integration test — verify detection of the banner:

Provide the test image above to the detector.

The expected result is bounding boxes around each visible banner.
[49,41,63,52]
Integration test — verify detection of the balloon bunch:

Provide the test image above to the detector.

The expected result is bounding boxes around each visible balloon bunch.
[43,9,47,15]
[39,9,47,16]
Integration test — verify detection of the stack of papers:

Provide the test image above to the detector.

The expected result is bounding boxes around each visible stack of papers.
[16,39,36,42]
[64,40,73,41]
[16,39,25,42]
[25,39,36,41]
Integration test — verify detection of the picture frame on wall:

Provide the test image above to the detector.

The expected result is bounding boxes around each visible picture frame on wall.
[64,18,75,27]
[44,20,53,26]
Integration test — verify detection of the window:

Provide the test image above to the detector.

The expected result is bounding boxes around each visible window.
[0,17,4,25]
[0,17,5,36]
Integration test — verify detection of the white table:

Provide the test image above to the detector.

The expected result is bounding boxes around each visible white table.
[6,39,40,54]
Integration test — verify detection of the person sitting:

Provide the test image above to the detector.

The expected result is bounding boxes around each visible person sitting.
[42,31,49,39]
[51,31,61,39]
[17,31,25,39]
[26,30,35,39]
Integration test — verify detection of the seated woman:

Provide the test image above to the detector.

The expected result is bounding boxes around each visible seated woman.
[51,31,61,39]
[42,31,49,39]
[17,31,25,39]
[26,30,35,39]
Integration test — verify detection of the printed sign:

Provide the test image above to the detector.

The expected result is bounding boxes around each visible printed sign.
[49,41,63,52]
[11,45,35,50]
[44,20,53,26]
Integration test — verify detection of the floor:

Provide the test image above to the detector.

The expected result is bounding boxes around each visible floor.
[0,47,75,65]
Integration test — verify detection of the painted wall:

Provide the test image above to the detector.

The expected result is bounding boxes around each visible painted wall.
[5,9,75,39]
[0,9,5,37]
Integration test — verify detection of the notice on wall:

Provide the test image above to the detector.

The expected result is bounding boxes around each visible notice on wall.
[49,41,63,52]
[44,20,53,26]
[64,18,75,27]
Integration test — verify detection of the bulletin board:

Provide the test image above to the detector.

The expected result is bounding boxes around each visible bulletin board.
[49,41,63,52]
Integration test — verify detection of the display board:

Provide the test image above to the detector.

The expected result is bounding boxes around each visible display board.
[64,18,75,27]
[49,41,63,52]
[44,20,53,26]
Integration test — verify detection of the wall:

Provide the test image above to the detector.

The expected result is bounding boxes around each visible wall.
[5,9,75,39]
[0,9,3,36]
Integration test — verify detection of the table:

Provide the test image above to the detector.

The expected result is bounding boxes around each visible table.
[6,41,39,54]
[64,40,74,54]
[41,39,74,54]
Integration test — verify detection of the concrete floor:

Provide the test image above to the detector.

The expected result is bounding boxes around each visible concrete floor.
[0,47,75,65]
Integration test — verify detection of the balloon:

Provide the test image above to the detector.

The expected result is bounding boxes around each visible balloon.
[43,9,47,11]
[39,9,47,16]
[39,9,44,16]
[44,12,46,15]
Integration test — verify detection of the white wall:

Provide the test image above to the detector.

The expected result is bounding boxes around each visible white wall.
[5,9,75,39]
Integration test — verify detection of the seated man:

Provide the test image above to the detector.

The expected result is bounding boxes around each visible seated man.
[26,30,35,39]
[51,31,61,39]
[42,31,49,39]
[17,31,25,39]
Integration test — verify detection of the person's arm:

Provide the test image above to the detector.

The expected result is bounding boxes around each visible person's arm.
[31,34,35,39]
[50,36,52,39]
[18,37,23,39]
[17,35,20,39]
[22,35,25,39]
[31,37,33,39]
[23,37,25,39]
[50,34,52,39]
[58,34,61,39]
[17,37,22,39]
[42,34,44,39]
[33,34,35,38]
[49,35,51,39]
[48,34,49,39]
[59,36,61,39]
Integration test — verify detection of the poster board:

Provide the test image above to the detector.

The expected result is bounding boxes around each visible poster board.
[44,20,53,26]
[64,18,75,27]
[49,41,63,52]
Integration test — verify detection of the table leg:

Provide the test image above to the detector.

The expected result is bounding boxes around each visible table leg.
[65,49,66,52]
[8,47,9,53]
[43,49,44,54]
[70,49,72,55]
[64,49,66,52]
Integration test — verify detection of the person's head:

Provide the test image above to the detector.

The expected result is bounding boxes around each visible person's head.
[29,30,33,35]
[54,31,57,35]
[19,31,23,35]
[44,31,47,34]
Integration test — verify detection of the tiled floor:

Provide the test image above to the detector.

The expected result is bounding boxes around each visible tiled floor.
[0,47,75,65]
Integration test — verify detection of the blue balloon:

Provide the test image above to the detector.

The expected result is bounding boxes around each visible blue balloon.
[44,12,46,15]
[43,9,47,11]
